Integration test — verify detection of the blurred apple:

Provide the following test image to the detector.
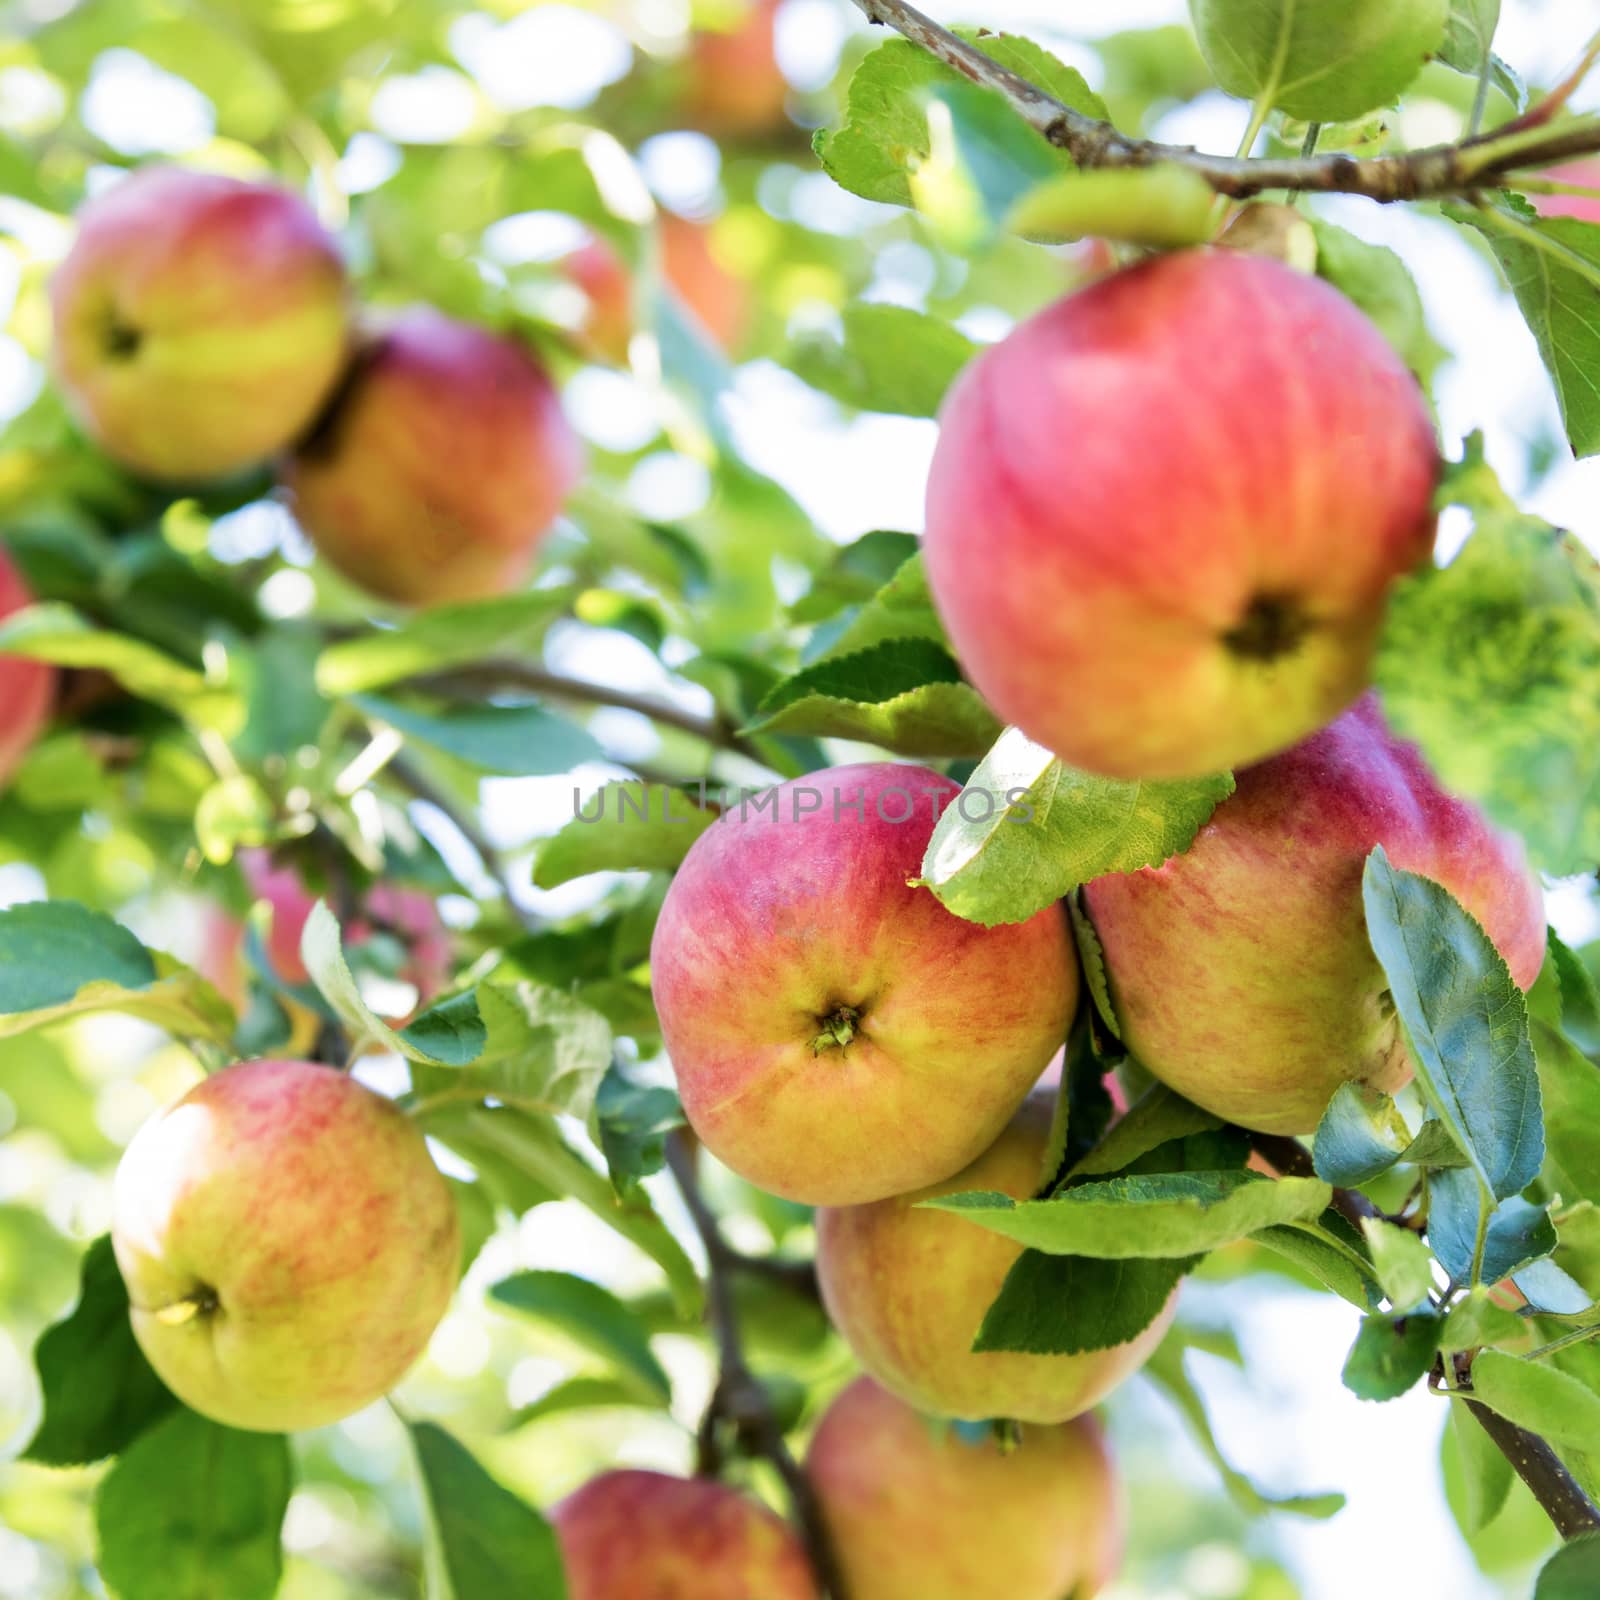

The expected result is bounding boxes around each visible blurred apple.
[661,214,751,353]
[558,231,635,364]
[684,0,789,136]
[0,546,54,788]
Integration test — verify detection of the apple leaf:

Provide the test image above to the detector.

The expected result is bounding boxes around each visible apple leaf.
[1445,206,1600,459]
[1535,1533,1600,1599]
[410,1421,567,1600]
[352,692,603,776]
[594,1058,685,1197]
[25,1236,177,1466]
[1542,931,1600,1056]
[1438,0,1523,110]
[1440,1288,1529,1353]
[1429,1168,1557,1286]
[504,1375,662,1431]
[918,726,1234,926]
[1511,1256,1593,1316]
[818,553,950,662]
[973,1251,1197,1355]
[1377,514,1600,876]
[314,587,576,695]
[1533,1022,1600,1209]
[786,304,975,419]
[532,782,719,889]
[789,531,923,625]
[1445,1402,1516,1538]
[490,1270,672,1404]
[745,639,1002,757]
[95,1408,291,1600]
[1343,1311,1442,1401]
[1188,0,1447,122]
[1066,1084,1222,1182]
[1311,220,1446,383]
[1362,848,1543,1203]
[1252,1222,1384,1310]
[1361,1218,1438,1314]
[924,1170,1332,1259]
[1314,1084,1415,1186]
[1468,1350,1600,1455]
[1008,164,1216,248]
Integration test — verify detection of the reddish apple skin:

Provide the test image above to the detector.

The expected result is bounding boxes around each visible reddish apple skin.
[650,763,1077,1205]
[684,0,789,136]
[923,249,1440,780]
[661,215,750,353]
[51,167,349,481]
[808,1377,1123,1600]
[0,547,54,787]
[816,1094,1174,1422]
[282,308,583,605]
[1534,159,1600,222]
[560,233,635,364]
[111,1060,458,1432]
[1083,695,1547,1135]
[552,1470,818,1600]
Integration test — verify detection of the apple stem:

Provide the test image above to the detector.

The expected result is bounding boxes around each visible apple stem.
[810,1005,862,1055]
[152,1286,220,1327]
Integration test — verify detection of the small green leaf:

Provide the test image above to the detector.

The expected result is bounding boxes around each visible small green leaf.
[1362,1218,1438,1312]
[924,1170,1332,1258]
[1067,1085,1222,1181]
[1445,1401,1515,1536]
[1534,1022,1600,1209]
[410,1421,567,1600]
[1314,1084,1415,1186]
[1253,1222,1383,1310]
[787,304,975,418]
[818,553,950,661]
[1468,1349,1600,1453]
[1362,848,1543,1203]
[1311,220,1446,382]
[1546,931,1600,1056]
[1343,1311,1442,1401]
[533,782,718,889]
[1008,164,1216,247]
[973,1251,1195,1354]
[919,727,1233,927]
[353,693,603,776]
[1440,1287,1528,1353]
[594,1059,684,1196]
[1535,1532,1600,1599]
[96,1409,291,1600]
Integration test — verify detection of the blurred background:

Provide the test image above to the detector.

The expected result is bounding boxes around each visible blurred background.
[1,1,1597,1596]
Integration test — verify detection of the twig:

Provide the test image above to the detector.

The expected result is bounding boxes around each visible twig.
[1250,1133,1424,1234]
[845,0,1600,202]
[665,1133,849,1600]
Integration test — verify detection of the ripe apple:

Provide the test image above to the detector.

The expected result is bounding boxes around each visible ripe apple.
[281,307,583,606]
[923,248,1440,780]
[552,1469,818,1599]
[1083,694,1547,1135]
[650,763,1077,1205]
[50,166,349,481]
[0,547,54,788]
[661,214,751,353]
[111,1058,458,1432]
[558,232,635,364]
[815,1093,1175,1421]
[1534,159,1600,222]
[808,1377,1123,1600]
[684,0,789,136]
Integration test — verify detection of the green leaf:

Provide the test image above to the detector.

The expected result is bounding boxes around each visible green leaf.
[789,532,923,625]
[786,304,975,418]
[194,774,275,866]
[25,1237,176,1466]
[745,638,1001,757]
[1188,0,1448,122]
[504,1375,659,1430]
[1377,514,1600,875]
[1534,1022,1600,1210]
[315,589,576,695]
[1535,1533,1600,1599]
[817,552,951,662]
[1066,1085,1222,1181]
[1468,1349,1600,1454]
[1445,206,1600,458]
[1362,848,1543,1202]
[533,782,718,889]
[594,1059,684,1197]
[1343,1311,1442,1400]
[1438,0,1500,77]
[1008,164,1217,247]
[924,1170,1332,1258]
[1362,1218,1438,1312]
[1430,1169,1557,1286]
[1441,1287,1528,1353]
[918,727,1234,926]
[1314,1084,1416,1186]
[1446,1401,1515,1536]
[1546,932,1600,1056]
[401,991,491,1066]
[1311,220,1446,382]
[352,693,603,776]
[96,1409,291,1600]
[490,1270,671,1404]
[1252,1222,1383,1309]
[410,1421,567,1600]
[973,1251,1196,1355]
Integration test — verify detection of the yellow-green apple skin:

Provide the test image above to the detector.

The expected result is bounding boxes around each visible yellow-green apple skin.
[922,248,1440,780]
[0,547,54,787]
[649,762,1078,1206]
[50,166,349,481]
[282,307,583,606]
[1083,695,1547,1135]
[808,1377,1123,1600]
[552,1469,819,1599]
[816,1094,1174,1422]
[111,1059,458,1432]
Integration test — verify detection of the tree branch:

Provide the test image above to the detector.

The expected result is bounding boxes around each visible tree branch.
[846,0,1600,202]
[665,1133,848,1600]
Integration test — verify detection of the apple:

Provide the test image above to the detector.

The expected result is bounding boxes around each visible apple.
[50,166,349,481]
[0,547,54,787]
[1534,158,1600,222]
[661,214,751,353]
[1083,694,1547,1135]
[650,762,1077,1205]
[558,232,635,364]
[684,0,789,136]
[111,1058,458,1432]
[281,307,583,606]
[922,248,1440,780]
[808,1377,1123,1600]
[552,1469,818,1599]
[815,1093,1175,1421]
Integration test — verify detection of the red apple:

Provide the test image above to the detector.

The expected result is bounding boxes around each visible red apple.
[923,249,1440,780]
[111,1059,458,1432]
[650,763,1077,1205]
[559,232,635,364]
[1534,159,1600,222]
[808,1377,1123,1600]
[552,1469,818,1599]
[282,308,583,606]
[684,0,789,136]
[1083,694,1546,1134]
[51,166,349,481]
[815,1093,1175,1421]
[661,214,751,353]
[0,547,54,787]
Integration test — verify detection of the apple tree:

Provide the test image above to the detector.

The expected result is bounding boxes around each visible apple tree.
[3,0,1600,1596]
